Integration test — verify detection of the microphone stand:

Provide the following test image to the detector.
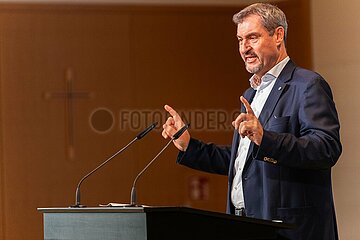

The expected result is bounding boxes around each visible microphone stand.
[129,123,190,206]
[71,122,158,208]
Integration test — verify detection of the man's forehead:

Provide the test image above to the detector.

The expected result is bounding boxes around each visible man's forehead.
[236,15,264,36]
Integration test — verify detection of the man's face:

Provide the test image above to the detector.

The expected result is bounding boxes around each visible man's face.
[237,15,281,77]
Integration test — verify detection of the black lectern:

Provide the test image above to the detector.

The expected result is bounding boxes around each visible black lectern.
[38,206,293,240]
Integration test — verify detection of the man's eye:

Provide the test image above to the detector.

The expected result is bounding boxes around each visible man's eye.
[249,36,259,42]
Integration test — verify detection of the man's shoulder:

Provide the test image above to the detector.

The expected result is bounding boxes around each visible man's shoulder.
[286,63,325,86]
[289,65,333,94]
[283,60,322,80]
[293,65,322,79]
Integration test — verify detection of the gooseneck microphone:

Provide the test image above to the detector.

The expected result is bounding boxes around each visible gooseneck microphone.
[130,123,190,206]
[71,122,158,208]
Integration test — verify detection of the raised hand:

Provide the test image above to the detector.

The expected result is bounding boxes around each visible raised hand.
[162,105,191,151]
[232,96,263,145]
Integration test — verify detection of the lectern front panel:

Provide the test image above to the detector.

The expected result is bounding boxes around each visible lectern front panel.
[38,207,293,240]
[43,212,147,240]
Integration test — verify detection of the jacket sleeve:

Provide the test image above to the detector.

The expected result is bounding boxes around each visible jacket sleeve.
[254,76,342,170]
[176,138,231,175]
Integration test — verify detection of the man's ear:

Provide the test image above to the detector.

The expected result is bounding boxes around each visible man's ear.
[275,26,285,46]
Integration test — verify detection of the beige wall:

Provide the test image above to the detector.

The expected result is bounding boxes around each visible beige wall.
[311,0,360,239]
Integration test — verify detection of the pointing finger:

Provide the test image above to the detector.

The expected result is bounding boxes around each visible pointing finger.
[240,96,254,115]
[164,104,181,122]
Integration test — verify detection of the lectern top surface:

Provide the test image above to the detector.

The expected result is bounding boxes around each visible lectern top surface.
[37,206,294,230]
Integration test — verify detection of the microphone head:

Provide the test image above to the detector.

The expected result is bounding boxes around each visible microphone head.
[172,123,190,140]
[136,122,158,140]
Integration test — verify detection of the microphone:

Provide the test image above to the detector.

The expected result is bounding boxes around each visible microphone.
[130,123,190,206]
[71,122,158,208]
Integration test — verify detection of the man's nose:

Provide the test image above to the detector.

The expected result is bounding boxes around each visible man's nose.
[239,41,251,54]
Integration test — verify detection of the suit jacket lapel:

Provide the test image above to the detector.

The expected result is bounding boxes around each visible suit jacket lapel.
[257,60,295,126]
[228,89,256,179]
[243,60,296,172]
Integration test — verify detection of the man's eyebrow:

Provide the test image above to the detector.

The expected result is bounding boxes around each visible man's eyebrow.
[237,32,261,40]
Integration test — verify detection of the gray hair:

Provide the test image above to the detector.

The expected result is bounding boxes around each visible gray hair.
[233,3,288,42]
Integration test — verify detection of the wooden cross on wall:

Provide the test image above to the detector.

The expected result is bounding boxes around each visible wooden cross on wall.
[44,67,93,160]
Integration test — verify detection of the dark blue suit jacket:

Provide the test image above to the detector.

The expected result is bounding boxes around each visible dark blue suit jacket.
[177,60,342,240]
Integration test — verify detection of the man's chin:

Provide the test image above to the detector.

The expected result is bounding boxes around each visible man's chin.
[245,64,262,74]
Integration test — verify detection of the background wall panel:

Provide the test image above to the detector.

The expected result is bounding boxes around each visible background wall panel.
[311,0,360,238]
[0,1,311,239]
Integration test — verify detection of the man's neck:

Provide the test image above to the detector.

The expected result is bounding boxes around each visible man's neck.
[255,53,288,79]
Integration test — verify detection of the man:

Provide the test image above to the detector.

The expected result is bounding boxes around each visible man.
[162,3,341,240]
